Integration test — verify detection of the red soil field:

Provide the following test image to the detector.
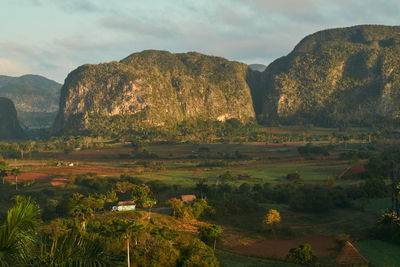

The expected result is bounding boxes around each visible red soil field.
[231,235,336,259]
[51,178,69,186]
[351,164,366,174]
[4,166,123,183]
[5,172,51,182]
[38,166,118,174]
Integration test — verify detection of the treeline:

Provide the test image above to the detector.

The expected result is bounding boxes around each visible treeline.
[199,179,390,215]
[0,136,105,159]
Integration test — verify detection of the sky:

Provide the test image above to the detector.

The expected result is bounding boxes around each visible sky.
[1,0,399,83]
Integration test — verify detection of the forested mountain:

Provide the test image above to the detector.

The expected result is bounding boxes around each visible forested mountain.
[256,25,400,126]
[0,74,61,128]
[52,50,255,135]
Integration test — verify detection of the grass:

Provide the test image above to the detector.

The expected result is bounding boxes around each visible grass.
[364,198,392,212]
[355,240,400,267]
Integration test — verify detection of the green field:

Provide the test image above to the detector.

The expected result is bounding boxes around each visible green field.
[364,198,392,212]
[356,240,400,267]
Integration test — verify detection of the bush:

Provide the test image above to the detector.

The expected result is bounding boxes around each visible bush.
[286,243,317,265]
[286,171,300,181]
[198,224,223,249]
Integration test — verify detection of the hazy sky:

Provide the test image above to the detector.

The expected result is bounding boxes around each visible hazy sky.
[1,0,399,83]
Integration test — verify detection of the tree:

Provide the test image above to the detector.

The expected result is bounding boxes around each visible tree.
[37,230,110,266]
[179,239,219,267]
[71,205,93,231]
[167,198,183,217]
[263,209,281,233]
[105,219,144,267]
[0,196,41,266]
[10,168,21,190]
[286,171,300,181]
[373,210,400,243]
[131,184,156,208]
[199,224,223,251]
[18,141,34,160]
[0,160,8,184]
[0,169,7,185]
[286,243,317,265]
[195,178,209,199]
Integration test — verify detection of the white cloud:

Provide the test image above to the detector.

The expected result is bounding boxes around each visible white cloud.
[0,58,31,77]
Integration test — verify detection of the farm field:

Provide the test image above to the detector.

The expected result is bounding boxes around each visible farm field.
[356,240,400,266]
[1,127,400,266]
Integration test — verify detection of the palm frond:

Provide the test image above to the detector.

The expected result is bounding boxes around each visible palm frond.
[0,196,41,266]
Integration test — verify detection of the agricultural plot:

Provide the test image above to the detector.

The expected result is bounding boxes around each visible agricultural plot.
[355,240,400,266]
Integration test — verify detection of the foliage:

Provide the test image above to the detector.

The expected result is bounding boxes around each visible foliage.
[169,198,214,220]
[263,209,281,231]
[286,171,300,181]
[199,224,223,248]
[0,196,41,266]
[37,231,110,266]
[264,25,400,127]
[286,243,317,265]
[373,210,400,243]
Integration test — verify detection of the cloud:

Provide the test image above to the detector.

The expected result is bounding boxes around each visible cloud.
[30,0,109,13]
[101,16,178,38]
[0,58,30,77]
[2,0,400,82]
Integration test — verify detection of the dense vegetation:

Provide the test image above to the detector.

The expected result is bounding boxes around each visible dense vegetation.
[258,25,400,127]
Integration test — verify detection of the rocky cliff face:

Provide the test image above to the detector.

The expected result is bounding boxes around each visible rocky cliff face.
[0,75,61,128]
[258,25,400,126]
[0,97,24,139]
[53,50,255,134]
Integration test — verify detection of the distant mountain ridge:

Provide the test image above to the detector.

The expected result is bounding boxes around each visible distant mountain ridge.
[248,64,267,72]
[0,74,62,128]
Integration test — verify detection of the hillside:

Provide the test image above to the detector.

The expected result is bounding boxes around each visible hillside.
[0,97,24,139]
[53,50,255,134]
[0,74,62,128]
[257,25,400,126]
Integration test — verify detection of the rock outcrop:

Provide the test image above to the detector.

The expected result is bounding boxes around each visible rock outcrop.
[53,50,255,134]
[0,97,24,139]
[258,25,400,126]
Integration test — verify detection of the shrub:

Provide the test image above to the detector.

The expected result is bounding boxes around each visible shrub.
[286,243,317,265]
[286,171,300,181]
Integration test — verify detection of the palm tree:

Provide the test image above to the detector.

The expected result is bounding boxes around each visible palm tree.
[10,168,21,190]
[37,231,109,266]
[0,169,7,185]
[107,219,144,267]
[0,196,41,266]
[0,160,8,185]
[71,205,93,231]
